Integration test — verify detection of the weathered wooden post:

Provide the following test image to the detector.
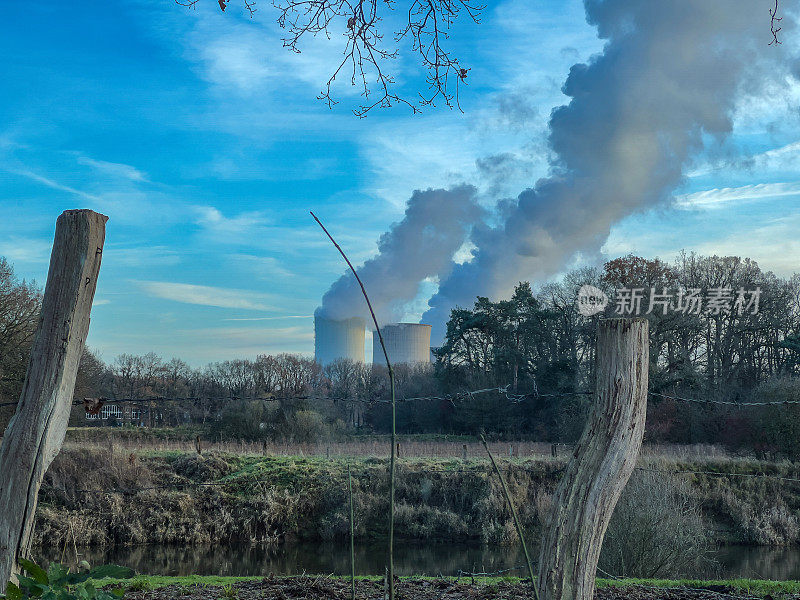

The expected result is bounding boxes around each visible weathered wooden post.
[0,210,107,592]
[537,318,648,600]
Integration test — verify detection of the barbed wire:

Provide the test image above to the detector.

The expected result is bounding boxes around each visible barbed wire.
[650,391,800,407]
[0,385,591,410]
[636,466,800,484]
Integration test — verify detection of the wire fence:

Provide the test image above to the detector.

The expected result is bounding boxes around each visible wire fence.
[4,382,796,411]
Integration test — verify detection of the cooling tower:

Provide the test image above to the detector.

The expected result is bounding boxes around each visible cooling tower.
[373,323,432,365]
[315,316,365,365]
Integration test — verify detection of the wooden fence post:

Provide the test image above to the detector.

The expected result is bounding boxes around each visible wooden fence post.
[0,210,107,592]
[536,318,648,600]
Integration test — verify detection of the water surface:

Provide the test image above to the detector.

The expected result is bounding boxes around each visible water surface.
[35,541,800,581]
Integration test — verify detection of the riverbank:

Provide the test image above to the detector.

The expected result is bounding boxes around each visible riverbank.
[34,445,800,551]
[102,575,800,599]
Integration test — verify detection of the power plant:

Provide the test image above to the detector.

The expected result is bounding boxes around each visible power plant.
[314,316,366,366]
[373,323,431,365]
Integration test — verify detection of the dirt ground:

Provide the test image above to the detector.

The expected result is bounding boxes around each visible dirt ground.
[126,577,772,600]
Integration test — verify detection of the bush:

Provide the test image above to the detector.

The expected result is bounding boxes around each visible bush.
[599,470,712,578]
[287,410,330,443]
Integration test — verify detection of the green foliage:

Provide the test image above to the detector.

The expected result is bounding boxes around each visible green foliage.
[3,559,134,600]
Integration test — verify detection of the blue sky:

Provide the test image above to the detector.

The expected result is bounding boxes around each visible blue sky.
[1,0,799,365]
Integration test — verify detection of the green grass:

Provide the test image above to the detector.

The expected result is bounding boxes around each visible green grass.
[596,577,800,596]
[98,574,800,597]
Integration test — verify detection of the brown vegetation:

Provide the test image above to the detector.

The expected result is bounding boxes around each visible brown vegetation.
[31,444,800,575]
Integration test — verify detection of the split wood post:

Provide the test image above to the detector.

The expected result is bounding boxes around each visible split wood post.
[536,318,648,600]
[0,210,107,592]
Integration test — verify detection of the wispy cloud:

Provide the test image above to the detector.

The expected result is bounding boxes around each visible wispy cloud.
[135,280,278,311]
[227,253,294,279]
[9,167,100,201]
[76,156,148,182]
[0,236,52,266]
[223,315,312,321]
[193,205,272,238]
[675,182,800,209]
[109,245,182,268]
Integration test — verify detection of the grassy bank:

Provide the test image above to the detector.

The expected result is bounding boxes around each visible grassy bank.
[96,574,800,598]
[34,444,800,551]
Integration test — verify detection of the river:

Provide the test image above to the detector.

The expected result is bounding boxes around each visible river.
[34,541,800,580]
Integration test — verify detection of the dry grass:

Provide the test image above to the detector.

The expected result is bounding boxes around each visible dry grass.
[29,435,800,557]
[60,437,564,461]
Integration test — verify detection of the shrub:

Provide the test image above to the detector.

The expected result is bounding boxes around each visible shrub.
[599,470,712,578]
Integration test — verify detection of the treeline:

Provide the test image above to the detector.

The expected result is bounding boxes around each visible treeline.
[2,253,800,455]
[434,253,800,454]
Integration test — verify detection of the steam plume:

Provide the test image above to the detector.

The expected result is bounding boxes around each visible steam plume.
[317,185,482,324]
[423,0,796,341]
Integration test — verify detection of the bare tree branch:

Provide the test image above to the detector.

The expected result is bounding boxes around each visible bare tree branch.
[769,0,782,45]
[177,0,482,116]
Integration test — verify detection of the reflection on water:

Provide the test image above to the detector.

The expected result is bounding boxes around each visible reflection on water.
[35,541,800,581]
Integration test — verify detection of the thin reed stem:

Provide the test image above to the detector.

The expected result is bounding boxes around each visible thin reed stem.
[349,465,356,600]
[480,433,539,600]
[310,211,397,600]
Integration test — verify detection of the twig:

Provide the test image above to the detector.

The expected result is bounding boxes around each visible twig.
[769,0,782,45]
[348,464,356,600]
[310,211,397,600]
[480,433,539,600]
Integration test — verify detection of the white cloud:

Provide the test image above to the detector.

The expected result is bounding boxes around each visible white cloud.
[675,182,800,209]
[193,205,272,238]
[198,29,275,93]
[76,156,148,182]
[109,245,182,268]
[9,168,100,202]
[227,253,294,279]
[0,236,52,266]
[135,280,278,311]
[222,315,312,321]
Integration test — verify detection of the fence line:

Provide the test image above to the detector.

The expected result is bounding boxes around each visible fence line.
[636,465,800,484]
[1,385,575,409]
[650,391,800,406]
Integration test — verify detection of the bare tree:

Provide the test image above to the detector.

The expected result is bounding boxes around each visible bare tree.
[0,258,41,405]
[179,0,483,116]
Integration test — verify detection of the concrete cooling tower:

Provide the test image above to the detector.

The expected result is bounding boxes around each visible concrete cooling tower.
[315,316,366,365]
[373,323,431,365]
